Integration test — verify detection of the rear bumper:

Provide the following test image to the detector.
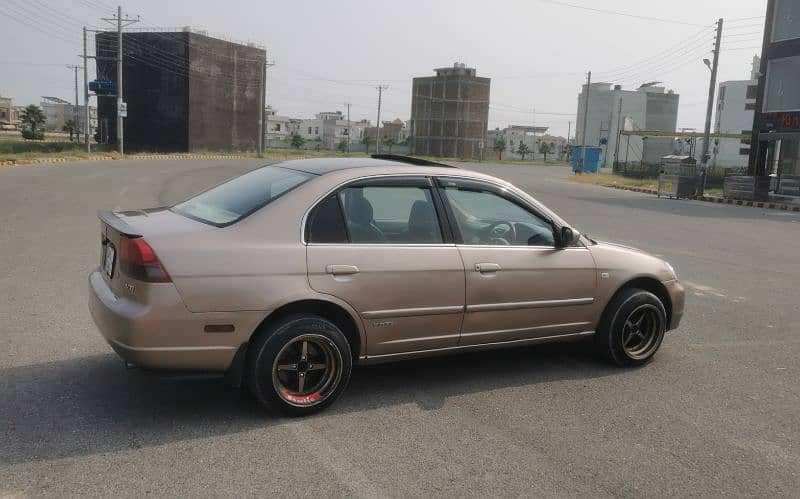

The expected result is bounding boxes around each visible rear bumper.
[88,270,258,371]
[664,279,685,330]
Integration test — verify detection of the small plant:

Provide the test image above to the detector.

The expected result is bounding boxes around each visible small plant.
[362,134,373,154]
[337,138,349,153]
[20,105,46,140]
[288,132,306,149]
[382,135,396,153]
[493,137,506,160]
[516,142,530,160]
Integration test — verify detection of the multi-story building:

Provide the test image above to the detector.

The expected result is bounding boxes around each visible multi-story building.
[713,57,760,168]
[409,63,490,159]
[41,96,98,136]
[363,118,408,147]
[264,106,292,145]
[95,29,266,151]
[0,95,21,130]
[575,82,680,166]
[749,0,800,187]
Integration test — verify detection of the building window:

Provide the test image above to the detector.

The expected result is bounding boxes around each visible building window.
[746,85,758,100]
[739,148,751,156]
[772,0,800,42]
[275,124,281,131]
[741,130,752,146]
[308,127,312,134]
[315,127,319,135]
[763,55,800,112]
[745,102,757,111]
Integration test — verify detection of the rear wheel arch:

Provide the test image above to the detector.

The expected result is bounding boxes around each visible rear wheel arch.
[250,299,363,361]
[602,277,673,329]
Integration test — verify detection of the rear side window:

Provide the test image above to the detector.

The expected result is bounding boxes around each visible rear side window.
[307,195,348,243]
[172,166,314,226]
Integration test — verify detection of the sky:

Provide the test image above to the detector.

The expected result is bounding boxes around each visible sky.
[0,0,767,137]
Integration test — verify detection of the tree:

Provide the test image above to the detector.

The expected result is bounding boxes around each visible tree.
[492,137,506,160]
[538,141,554,162]
[382,135,396,153]
[361,134,373,153]
[20,105,45,140]
[516,142,530,160]
[63,119,77,141]
[288,132,306,149]
[337,137,349,153]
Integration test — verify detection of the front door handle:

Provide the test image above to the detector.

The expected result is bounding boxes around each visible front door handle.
[475,263,502,273]
[326,264,360,276]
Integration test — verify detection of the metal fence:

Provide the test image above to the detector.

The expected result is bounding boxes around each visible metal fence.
[614,163,747,189]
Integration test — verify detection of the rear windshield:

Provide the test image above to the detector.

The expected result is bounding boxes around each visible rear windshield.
[171,166,314,226]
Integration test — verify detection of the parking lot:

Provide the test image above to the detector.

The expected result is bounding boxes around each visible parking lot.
[1,158,799,497]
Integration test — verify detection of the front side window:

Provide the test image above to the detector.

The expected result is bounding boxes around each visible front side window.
[765,56,800,111]
[773,0,800,42]
[337,184,444,244]
[439,179,555,246]
[172,166,313,226]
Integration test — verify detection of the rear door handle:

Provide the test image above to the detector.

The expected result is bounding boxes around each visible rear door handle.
[475,263,502,273]
[326,264,360,276]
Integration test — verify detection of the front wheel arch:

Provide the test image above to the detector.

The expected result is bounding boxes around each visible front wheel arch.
[601,277,673,330]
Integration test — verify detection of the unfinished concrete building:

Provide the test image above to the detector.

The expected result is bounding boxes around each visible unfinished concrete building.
[409,63,490,159]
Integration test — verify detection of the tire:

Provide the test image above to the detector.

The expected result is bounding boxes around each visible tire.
[595,288,667,367]
[247,314,352,416]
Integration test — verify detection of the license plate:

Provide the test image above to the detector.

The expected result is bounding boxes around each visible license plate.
[104,244,116,278]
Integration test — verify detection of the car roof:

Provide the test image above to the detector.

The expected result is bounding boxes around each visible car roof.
[276,156,458,175]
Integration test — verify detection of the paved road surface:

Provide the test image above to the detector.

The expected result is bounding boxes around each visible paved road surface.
[1,159,798,497]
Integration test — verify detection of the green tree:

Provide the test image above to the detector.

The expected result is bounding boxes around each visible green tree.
[516,142,530,160]
[63,119,77,141]
[538,141,553,162]
[382,135,396,153]
[492,137,506,160]
[337,137,349,153]
[288,132,306,149]
[20,105,46,140]
[361,134,373,153]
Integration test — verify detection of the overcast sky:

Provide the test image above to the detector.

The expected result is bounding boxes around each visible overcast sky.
[1,0,766,137]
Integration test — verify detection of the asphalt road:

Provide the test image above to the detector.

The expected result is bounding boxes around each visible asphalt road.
[1,159,798,497]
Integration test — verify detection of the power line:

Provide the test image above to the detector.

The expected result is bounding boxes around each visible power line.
[534,0,708,27]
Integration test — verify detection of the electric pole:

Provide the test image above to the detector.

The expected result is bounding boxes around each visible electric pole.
[67,64,82,141]
[258,58,265,157]
[344,102,351,153]
[566,120,571,162]
[613,96,623,166]
[699,18,723,196]
[374,85,388,154]
[102,6,138,156]
[82,26,90,152]
[579,71,591,174]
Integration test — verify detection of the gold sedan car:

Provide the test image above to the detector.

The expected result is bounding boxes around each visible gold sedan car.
[89,156,684,416]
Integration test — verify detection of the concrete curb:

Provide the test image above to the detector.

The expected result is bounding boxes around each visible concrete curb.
[596,183,800,213]
[0,153,253,166]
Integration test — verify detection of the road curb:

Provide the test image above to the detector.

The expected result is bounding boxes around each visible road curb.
[595,183,800,212]
[0,153,253,166]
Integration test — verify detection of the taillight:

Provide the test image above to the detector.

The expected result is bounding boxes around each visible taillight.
[119,237,171,282]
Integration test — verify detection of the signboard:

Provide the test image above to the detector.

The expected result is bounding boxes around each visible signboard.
[118,102,127,118]
[759,111,800,132]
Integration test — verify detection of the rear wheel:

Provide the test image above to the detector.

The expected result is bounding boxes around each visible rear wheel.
[596,288,667,367]
[247,314,352,416]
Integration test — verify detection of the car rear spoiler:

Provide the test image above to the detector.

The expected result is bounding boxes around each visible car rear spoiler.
[97,210,143,238]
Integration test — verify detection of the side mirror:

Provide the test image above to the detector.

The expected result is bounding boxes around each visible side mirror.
[559,226,575,247]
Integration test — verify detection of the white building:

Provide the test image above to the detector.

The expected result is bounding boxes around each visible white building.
[712,56,760,168]
[264,106,293,145]
[576,82,680,166]
[488,125,568,160]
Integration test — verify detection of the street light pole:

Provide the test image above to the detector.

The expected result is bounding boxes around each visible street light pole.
[375,85,388,154]
[699,18,724,196]
[579,71,591,174]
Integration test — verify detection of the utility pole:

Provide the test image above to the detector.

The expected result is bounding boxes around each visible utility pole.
[82,26,90,152]
[102,6,138,156]
[261,59,274,155]
[699,18,723,196]
[579,71,591,174]
[344,102,351,153]
[257,58,265,157]
[613,96,623,166]
[374,85,388,154]
[67,64,82,141]
[566,120,571,162]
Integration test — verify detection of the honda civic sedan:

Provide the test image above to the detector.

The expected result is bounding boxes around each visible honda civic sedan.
[89,155,684,416]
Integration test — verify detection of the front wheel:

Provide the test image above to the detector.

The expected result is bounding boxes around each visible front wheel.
[595,288,667,367]
[247,314,352,416]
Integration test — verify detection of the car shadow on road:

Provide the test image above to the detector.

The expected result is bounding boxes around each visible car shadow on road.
[0,341,623,467]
